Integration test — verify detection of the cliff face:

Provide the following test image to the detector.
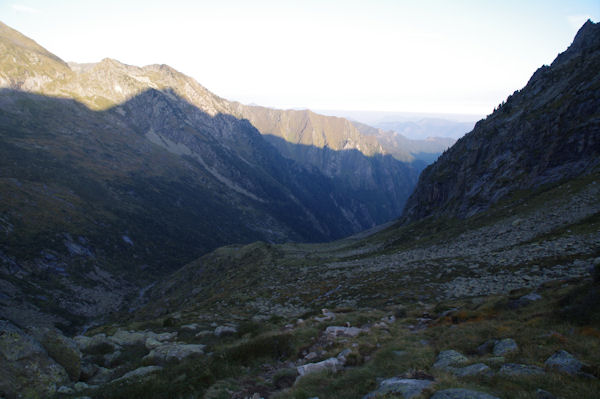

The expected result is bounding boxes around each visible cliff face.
[402,20,600,222]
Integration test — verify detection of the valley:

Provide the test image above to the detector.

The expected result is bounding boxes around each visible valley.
[0,15,599,399]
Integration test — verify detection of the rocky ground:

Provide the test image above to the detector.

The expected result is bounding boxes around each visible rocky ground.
[1,174,598,398]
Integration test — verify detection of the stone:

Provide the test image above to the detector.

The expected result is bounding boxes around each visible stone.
[0,320,69,398]
[431,388,500,399]
[58,385,75,394]
[544,350,585,375]
[181,323,200,331]
[144,343,205,362]
[498,363,545,376]
[451,363,491,377]
[363,378,433,399]
[74,381,90,391]
[315,309,335,322]
[214,325,237,336]
[109,330,147,346]
[113,365,163,382]
[31,327,82,381]
[79,362,99,381]
[304,351,318,360]
[492,338,518,356]
[74,333,118,353]
[433,350,468,369]
[325,326,364,338]
[297,357,342,377]
[103,350,122,367]
[87,366,113,385]
[145,337,163,349]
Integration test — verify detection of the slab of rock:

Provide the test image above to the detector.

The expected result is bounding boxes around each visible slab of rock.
[544,350,585,375]
[145,337,163,350]
[325,326,364,338]
[0,320,69,398]
[451,363,491,377]
[144,343,205,362]
[297,357,342,377]
[433,350,468,369]
[431,388,500,399]
[493,338,518,356]
[74,333,118,353]
[363,378,433,399]
[87,366,113,385]
[476,340,497,355]
[113,365,163,382]
[31,327,82,381]
[499,363,545,376]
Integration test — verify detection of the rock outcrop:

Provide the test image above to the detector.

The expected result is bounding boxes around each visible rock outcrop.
[402,20,600,222]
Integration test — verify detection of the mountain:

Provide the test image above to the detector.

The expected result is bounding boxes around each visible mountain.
[0,22,425,329]
[402,20,600,222]
[1,20,599,399]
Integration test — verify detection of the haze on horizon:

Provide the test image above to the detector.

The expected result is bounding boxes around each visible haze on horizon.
[1,0,599,117]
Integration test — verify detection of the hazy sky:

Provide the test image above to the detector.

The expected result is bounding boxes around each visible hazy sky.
[2,1,599,116]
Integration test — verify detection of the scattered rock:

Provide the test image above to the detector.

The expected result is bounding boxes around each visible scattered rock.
[451,363,491,377]
[545,350,585,375]
[325,326,364,338]
[363,378,433,399]
[493,338,518,356]
[144,343,205,362]
[214,325,237,336]
[113,365,163,382]
[297,357,342,377]
[74,381,90,392]
[145,337,163,350]
[433,350,468,369]
[181,323,200,331]
[498,363,545,376]
[430,388,500,399]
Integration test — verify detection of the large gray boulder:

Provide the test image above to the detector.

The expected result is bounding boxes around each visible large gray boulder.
[451,363,491,377]
[0,320,69,397]
[493,338,518,356]
[362,378,433,399]
[544,350,585,375]
[31,326,82,381]
[433,350,468,369]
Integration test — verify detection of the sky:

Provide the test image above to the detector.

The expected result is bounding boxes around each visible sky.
[1,0,599,117]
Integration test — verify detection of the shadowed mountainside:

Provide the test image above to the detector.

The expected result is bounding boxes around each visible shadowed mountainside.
[402,20,600,223]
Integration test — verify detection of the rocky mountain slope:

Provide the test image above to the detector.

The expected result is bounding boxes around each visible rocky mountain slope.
[402,20,600,222]
[0,21,432,330]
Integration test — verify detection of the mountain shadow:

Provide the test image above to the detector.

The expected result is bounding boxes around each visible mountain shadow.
[0,86,422,329]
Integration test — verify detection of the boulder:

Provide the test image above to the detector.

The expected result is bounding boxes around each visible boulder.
[451,363,491,377]
[544,350,585,375]
[113,365,163,382]
[492,338,518,356]
[433,350,468,369]
[214,325,237,336]
[109,330,147,346]
[431,388,500,399]
[297,357,342,377]
[87,366,113,385]
[144,343,205,362]
[325,326,364,338]
[498,363,545,376]
[363,378,433,399]
[0,320,69,398]
[31,327,82,381]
